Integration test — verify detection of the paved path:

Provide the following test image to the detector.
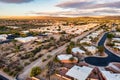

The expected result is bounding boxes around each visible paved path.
[18,43,68,80]
[0,75,9,80]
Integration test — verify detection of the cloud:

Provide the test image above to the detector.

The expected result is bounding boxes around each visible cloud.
[0,0,34,4]
[56,1,94,9]
[29,7,120,17]
[89,1,120,9]
[94,8,120,14]
[53,0,120,16]
[56,0,120,9]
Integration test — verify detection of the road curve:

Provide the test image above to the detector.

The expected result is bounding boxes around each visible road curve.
[85,33,120,66]
[0,75,9,80]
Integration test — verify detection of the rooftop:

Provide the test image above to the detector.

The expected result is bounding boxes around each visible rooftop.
[72,47,85,54]
[66,65,92,80]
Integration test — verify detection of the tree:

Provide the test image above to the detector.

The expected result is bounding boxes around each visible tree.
[66,46,72,54]
[66,41,75,54]
[30,66,41,77]
[107,33,114,39]
[97,46,104,53]
[69,41,75,48]
[50,37,54,40]
[69,57,75,61]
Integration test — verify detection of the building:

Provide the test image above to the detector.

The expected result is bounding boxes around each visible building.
[114,46,120,50]
[56,68,73,80]
[15,36,38,43]
[21,31,29,34]
[84,46,98,54]
[72,47,85,55]
[6,26,19,29]
[56,65,120,80]
[66,65,93,80]
[114,42,120,46]
[114,32,120,37]
[57,54,78,63]
[112,38,120,42]
[101,71,120,80]
[80,38,91,44]
[0,34,8,42]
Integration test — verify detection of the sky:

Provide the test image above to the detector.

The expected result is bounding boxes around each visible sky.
[0,0,120,17]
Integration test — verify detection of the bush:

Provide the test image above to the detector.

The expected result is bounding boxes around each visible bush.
[30,66,41,77]
[3,67,10,73]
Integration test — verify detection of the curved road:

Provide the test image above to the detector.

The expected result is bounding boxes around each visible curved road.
[85,33,120,66]
[0,75,8,80]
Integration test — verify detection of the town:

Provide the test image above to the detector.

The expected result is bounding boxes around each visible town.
[0,17,120,80]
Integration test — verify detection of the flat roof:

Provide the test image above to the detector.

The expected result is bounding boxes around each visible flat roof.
[57,54,74,60]
[101,71,120,80]
[72,47,85,54]
[66,65,92,80]
[15,36,37,43]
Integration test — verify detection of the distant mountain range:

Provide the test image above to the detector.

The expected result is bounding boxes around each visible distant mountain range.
[0,16,120,20]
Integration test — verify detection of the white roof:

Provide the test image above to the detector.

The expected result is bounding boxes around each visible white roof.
[80,38,91,44]
[66,65,92,80]
[57,54,74,61]
[21,31,29,34]
[0,34,8,37]
[114,46,120,49]
[0,34,7,40]
[114,42,120,46]
[101,71,120,80]
[112,38,120,42]
[114,32,120,36]
[72,47,85,54]
[86,29,103,39]
[15,36,37,43]
[84,46,98,54]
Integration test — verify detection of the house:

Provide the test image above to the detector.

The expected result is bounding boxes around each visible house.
[101,71,120,80]
[56,68,73,80]
[114,32,120,37]
[112,38,120,42]
[84,46,98,54]
[80,38,91,44]
[57,54,78,63]
[114,42,120,46]
[15,36,38,43]
[7,26,19,29]
[21,31,29,34]
[87,67,106,80]
[72,47,85,55]
[66,65,93,80]
[86,29,103,39]
[0,34,8,41]
[114,46,120,50]
[57,65,119,80]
